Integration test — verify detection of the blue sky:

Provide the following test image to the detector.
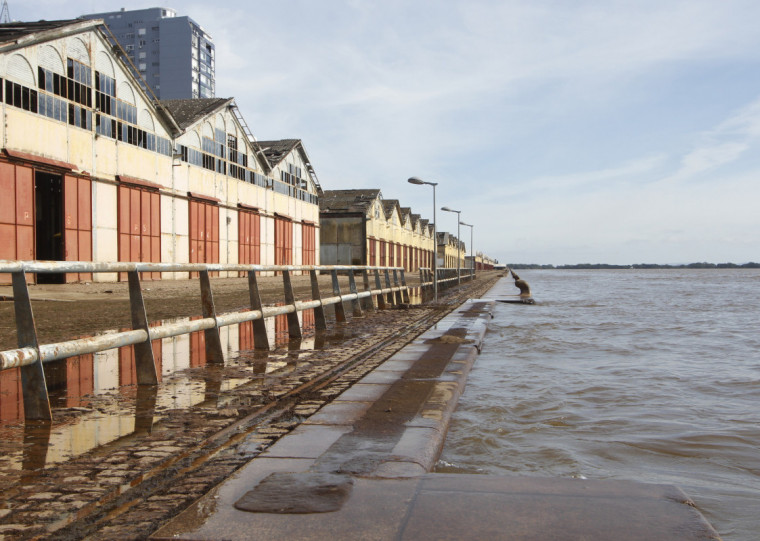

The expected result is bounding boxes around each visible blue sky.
[14,0,760,264]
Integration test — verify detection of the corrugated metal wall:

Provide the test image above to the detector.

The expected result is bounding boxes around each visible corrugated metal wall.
[238,209,260,269]
[0,162,35,270]
[274,216,293,266]
[64,175,92,282]
[188,199,219,276]
[118,184,160,280]
[301,223,315,267]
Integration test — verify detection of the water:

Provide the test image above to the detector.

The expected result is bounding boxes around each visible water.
[437,269,760,540]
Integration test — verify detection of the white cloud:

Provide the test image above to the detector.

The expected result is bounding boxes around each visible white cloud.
[11,0,760,264]
[663,95,760,183]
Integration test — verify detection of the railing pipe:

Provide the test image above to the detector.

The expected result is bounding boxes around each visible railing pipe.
[0,260,412,422]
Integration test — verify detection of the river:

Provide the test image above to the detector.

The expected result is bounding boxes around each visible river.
[437,269,760,540]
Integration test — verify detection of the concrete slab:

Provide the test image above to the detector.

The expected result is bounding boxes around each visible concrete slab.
[402,475,720,541]
[261,425,352,459]
[333,383,390,402]
[152,477,421,541]
[152,474,719,541]
[303,401,373,426]
[358,369,408,385]
[151,296,718,540]
[389,426,443,468]
[374,358,417,372]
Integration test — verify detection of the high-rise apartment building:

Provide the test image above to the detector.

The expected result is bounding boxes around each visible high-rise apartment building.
[81,7,214,99]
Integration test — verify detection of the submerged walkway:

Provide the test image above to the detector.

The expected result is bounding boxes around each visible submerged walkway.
[152,278,720,541]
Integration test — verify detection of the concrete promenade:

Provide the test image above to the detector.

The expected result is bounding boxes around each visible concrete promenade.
[152,278,720,540]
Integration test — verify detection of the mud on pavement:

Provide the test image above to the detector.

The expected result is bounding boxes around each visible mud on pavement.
[0,272,503,540]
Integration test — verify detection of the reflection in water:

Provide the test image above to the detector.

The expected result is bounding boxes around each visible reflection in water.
[134,384,158,435]
[21,421,51,483]
[202,364,224,404]
[0,305,335,479]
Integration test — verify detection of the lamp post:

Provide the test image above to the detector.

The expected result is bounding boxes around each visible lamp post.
[441,206,461,285]
[460,221,474,277]
[408,177,437,302]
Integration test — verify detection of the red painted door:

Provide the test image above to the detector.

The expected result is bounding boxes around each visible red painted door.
[118,184,160,280]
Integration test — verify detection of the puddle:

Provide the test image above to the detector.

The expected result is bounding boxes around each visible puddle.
[0,307,337,476]
[0,285,415,479]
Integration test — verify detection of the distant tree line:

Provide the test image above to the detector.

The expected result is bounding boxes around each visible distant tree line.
[507,262,760,270]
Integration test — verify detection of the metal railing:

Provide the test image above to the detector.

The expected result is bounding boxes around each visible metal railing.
[418,267,475,299]
[0,260,410,421]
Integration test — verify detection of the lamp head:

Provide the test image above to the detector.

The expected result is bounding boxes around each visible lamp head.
[408,176,437,186]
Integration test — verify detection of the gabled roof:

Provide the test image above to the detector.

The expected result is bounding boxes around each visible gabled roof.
[400,207,412,225]
[257,139,300,167]
[0,19,93,46]
[0,19,180,136]
[383,199,402,220]
[159,98,233,130]
[319,189,381,214]
[257,139,323,194]
[410,213,421,228]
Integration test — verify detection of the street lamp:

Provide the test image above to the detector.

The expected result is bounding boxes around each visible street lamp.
[459,221,474,277]
[441,206,461,285]
[408,176,437,302]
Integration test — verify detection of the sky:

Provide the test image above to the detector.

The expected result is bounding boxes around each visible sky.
[12,0,760,265]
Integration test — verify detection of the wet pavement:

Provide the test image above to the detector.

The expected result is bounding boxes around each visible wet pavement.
[0,273,502,539]
[151,279,721,541]
[2,272,719,540]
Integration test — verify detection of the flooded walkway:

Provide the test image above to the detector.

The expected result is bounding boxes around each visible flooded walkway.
[0,274,720,539]
[0,273,500,539]
[152,278,720,541]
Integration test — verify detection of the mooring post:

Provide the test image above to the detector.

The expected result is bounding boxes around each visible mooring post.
[374,269,387,310]
[400,269,410,303]
[199,270,225,363]
[127,270,158,385]
[331,269,347,322]
[392,269,404,305]
[384,269,396,306]
[282,269,302,339]
[361,269,375,312]
[247,270,269,350]
[309,269,327,330]
[12,271,52,421]
[347,271,364,318]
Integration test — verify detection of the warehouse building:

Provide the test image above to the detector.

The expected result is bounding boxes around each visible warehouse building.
[319,189,434,271]
[0,19,320,284]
